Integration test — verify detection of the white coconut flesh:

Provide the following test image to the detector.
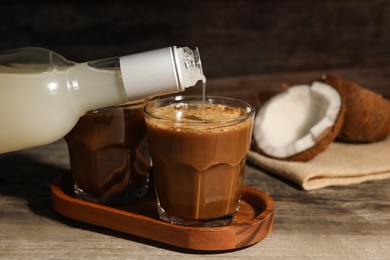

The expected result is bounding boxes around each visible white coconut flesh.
[253,81,342,158]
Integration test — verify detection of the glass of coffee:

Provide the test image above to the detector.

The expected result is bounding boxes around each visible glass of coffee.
[144,96,255,226]
[65,100,150,205]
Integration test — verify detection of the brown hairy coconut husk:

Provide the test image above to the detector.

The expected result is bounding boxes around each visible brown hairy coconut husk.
[321,75,390,143]
[252,81,346,162]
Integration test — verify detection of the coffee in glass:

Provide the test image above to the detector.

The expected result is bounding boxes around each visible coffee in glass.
[144,96,255,226]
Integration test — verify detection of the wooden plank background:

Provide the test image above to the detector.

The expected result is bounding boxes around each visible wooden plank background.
[0,1,389,77]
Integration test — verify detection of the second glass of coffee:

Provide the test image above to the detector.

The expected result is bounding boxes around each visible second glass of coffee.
[65,100,150,205]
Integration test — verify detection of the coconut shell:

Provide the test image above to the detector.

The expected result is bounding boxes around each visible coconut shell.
[321,75,390,142]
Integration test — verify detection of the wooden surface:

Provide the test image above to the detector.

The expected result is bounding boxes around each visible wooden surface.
[1,67,390,258]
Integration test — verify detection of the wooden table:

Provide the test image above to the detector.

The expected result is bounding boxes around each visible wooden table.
[1,68,389,259]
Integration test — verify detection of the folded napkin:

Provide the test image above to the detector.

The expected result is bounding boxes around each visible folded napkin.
[247,137,390,190]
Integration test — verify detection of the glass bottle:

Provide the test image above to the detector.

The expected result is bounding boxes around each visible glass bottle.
[0,46,204,153]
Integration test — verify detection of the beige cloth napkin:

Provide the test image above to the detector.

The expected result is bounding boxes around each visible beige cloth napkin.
[247,137,390,190]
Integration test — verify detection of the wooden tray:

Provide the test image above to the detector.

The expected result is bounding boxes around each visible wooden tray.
[51,174,274,251]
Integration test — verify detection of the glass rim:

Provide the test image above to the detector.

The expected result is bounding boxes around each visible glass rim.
[88,99,148,113]
[143,95,255,125]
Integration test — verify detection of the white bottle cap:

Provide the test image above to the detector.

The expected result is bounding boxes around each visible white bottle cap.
[119,46,204,100]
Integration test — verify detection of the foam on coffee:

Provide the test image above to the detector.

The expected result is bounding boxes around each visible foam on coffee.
[148,102,249,130]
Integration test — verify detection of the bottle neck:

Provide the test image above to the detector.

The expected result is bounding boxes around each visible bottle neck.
[119,46,205,100]
[69,46,205,112]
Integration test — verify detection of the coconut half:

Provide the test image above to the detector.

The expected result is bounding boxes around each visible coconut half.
[253,81,345,161]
